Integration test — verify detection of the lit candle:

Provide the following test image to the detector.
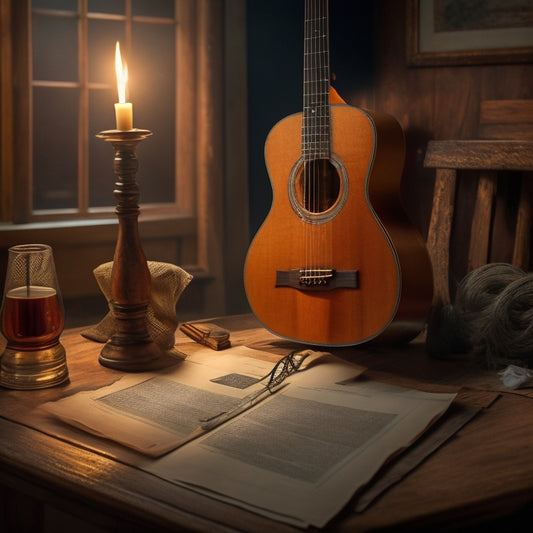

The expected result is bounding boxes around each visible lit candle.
[114,42,133,130]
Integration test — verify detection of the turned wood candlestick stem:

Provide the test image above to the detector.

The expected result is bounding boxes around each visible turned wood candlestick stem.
[96,128,163,371]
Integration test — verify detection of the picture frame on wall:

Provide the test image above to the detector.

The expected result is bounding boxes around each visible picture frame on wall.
[406,0,533,66]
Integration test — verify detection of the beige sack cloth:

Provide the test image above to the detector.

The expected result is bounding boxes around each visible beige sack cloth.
[82,261,193,349]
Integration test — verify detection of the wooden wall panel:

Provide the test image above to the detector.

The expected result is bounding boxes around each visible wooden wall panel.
[354,0,533,288]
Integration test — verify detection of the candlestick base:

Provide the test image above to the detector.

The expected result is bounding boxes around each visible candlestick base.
[98,301,167,371]
[99,340,165,372]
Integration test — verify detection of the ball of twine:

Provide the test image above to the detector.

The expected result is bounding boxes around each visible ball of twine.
[427,262,533,366]
[454,263,526,356]
[483,273,533,368]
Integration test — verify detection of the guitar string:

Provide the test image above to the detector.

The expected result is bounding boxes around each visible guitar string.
[313,0,318,278]
[315,0,321,279]
[307,1,317,274]
[320,0,330,279]
[304,0,312,277]
[321,0,330,277]
[304,0,330,280]
[303,0,308,276]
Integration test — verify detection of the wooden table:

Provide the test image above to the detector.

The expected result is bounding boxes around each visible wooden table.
[1,314,532,532]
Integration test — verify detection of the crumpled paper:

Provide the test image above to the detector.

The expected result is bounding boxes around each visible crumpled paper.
[499,365,533,389]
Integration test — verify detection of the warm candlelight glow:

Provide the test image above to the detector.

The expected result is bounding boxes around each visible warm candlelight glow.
[114,41,133,130]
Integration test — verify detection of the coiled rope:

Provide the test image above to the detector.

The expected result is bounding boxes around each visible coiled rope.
[428,263,533,368]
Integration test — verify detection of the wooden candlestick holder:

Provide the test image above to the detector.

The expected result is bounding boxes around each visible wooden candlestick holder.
[96,128,164,371]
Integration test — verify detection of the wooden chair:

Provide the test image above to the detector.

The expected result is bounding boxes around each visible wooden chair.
[423,135,533,355]
[424,139,533,310]
[424,98,533,313]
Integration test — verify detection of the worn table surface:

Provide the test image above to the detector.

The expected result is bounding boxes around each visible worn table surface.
[1,314,532,532]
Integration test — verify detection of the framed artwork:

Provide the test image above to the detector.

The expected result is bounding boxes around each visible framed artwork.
[406,0,533,66]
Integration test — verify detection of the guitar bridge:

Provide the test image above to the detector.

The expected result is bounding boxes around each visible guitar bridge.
[275,269,358,291]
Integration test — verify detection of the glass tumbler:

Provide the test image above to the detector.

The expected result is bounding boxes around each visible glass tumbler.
[0,244,69,389]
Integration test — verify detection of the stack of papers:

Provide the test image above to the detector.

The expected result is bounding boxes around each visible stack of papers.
[43,346,456,528]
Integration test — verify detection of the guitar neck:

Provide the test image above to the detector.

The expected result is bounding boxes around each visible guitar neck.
[302,0,331,161]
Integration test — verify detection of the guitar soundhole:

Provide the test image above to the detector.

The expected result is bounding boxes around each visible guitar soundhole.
[294,159,341,214]
[288,155,348,224]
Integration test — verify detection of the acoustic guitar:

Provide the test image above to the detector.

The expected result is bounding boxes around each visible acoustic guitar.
[244,0,433,347]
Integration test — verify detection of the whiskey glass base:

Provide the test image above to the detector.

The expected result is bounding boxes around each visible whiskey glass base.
[0,343,69,390]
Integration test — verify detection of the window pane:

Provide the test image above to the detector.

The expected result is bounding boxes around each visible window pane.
[88,19,125,85]
[33,13,78,82]
[33,0,77,11]
[89,88,117,207]
[88,0,125,14]
[33,87,78,210]
[132,0,174,18]
[131,22,175,203]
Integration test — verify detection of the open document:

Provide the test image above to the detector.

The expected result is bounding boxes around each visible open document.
[42,346,343,456]
[147,375,456,528]
[42,345,456,527]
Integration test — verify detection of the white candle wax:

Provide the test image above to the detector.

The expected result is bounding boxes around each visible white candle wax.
[114,102,133,131]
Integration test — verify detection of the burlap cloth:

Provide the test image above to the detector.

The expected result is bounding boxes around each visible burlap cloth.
[82,261,192,349]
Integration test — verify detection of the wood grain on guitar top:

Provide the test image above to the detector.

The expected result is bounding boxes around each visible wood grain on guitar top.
[244,104,433,347]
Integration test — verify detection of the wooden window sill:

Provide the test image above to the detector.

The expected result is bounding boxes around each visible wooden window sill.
[0,213,196,247]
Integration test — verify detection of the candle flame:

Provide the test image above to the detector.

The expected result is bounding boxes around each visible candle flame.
[115,41,128,104]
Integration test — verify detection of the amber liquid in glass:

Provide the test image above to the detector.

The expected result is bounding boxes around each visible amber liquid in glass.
[2,286,64,350]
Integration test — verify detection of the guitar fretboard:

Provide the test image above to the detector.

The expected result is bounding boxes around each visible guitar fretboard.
[302,0,330,161]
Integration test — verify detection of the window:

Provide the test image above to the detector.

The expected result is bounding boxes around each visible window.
[0,0,199,223]
[6,0,189,223]
[0,0,249,319]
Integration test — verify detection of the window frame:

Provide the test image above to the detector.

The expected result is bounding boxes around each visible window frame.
[9,0,190,224]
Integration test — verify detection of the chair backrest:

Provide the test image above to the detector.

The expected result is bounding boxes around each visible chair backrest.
[423,100,533,356]
[424,139,533,309]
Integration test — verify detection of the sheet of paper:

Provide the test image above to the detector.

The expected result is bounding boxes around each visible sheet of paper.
[146,378,456,528]
[353,400,482,512]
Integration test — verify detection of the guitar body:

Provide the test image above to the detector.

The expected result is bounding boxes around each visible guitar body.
[244,103,433,346]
